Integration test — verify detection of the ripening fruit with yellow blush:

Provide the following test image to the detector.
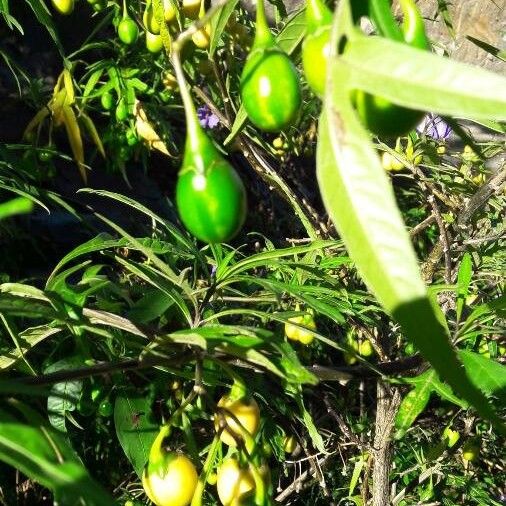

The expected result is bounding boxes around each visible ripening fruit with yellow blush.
[191,1,211,49]
[214,395,260,447]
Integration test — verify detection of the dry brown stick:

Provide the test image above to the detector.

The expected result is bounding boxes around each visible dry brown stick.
[428,195,452,284]
[324,393,372,451]
[275,456,330,503]
[409,214,436,238]
[371,382,402,506]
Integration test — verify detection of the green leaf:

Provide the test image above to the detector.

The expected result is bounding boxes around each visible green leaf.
[45,356,84,433]
[295,393,326,453]
[0,422,117,505]
[456,253,473,321]
[317,5,505,434]
[223,105,247,146]
[114,393,159,477]
[0,325,62,371]
[340,34,506,121]
[276,9,306,55]
[395,371,434,439]
[128,288,175,324]
[0,197,33,220]
[459,351,506,405]
[209,0,239,56]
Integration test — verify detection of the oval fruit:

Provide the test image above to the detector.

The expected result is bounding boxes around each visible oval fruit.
[146,31,164,53]
[101,91,114,111]
[176,160,246,244]
[51,0,74,15]
[241,49,301,132]
[118,17,139,45]
[283,435,297,454]
[115,98,129,121]
[143,4,160,34]
[462,440,479,462]
[302,26,331,96]
[142,452,198,506]
[214,395,260,447]
[216,458,255,506]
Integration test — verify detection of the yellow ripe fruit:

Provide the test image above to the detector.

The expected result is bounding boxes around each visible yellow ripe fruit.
[285,315,303,342]
[142,452,198,506]
[357,339,374,358]
[192,25,211,49]
[214,395,260,447]
[283,435,297,454]
[163,0,177,22]
[146,31,164,53]
[285,311,316,345]
[462,441,479,462]
[216,458,255,506]
[162,71,178,90]
[182,0,201,19]
[51,0,74,15]
[382,151,404,172]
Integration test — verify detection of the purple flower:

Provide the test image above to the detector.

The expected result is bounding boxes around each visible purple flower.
[197,105,219,129]
[416,113,452,141]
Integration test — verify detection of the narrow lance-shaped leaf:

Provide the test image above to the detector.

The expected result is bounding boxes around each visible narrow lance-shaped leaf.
[395,371,434,439]
[317,16,505,432]
[61,106,86,182]
[341,35,506,122]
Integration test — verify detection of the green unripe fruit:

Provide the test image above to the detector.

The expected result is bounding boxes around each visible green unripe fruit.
[98,399,113,417]
[351,91,425,138]
[101,91,114,111]
[241,49,301,132]
[176,158,246,244]
[146,31,164,53]
[302,25,330,96]
[115,98,129,121]
[118,17,139,45]
[240,0,301,132]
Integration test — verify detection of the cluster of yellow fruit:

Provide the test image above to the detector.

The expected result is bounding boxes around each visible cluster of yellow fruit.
[284,306,317,345]
[142,391,267,506]
[344,329,375,365]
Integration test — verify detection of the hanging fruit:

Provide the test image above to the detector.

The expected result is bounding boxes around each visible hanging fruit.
[146,31,164,53]
[142,426,198,506]
[163,0,177,22]
[118,0,139,45]
[191,0,211,49]
[352,0,430,137]
[301,0,333,96]
[51,0,74,15]
[240,0,301,132]
[182,0,201,19]
[144,0,161,34]
[174,48,246,243]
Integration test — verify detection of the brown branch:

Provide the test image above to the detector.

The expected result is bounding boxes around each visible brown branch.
[409,214,436,238]
[324,393,372,450]
[428,195,452,284]
[371,382,401,506]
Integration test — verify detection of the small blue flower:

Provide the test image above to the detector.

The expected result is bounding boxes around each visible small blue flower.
[417,113,452,141]
[197,105,219,129]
